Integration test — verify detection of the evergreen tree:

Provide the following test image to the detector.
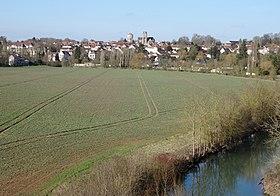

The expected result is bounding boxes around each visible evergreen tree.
[209,45,220,60]
[237,39,248,60]
[74,46,82,63]
[188,44,199,60]
[236,39,248,74]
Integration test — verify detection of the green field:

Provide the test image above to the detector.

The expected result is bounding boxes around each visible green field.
[0,66,254,195]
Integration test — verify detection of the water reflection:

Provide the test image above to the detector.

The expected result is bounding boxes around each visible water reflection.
[181,135,279,196]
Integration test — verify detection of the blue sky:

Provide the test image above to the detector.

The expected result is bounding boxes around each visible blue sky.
[0,0,279,41]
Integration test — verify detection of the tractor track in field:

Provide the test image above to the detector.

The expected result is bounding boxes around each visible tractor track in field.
[138,74,152,116]
[139,74,159,117]
[0,72,159,150]
[2,151,88,195]
[0,69,79,88]
[0,72,216,151]
[2,138,140,195]
[0,70,108,134]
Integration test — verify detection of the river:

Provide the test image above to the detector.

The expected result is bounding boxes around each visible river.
[174,135,279,196]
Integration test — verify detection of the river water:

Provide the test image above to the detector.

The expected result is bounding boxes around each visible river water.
[177,135,279,196]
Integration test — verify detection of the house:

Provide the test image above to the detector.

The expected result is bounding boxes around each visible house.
[59,51,71,61]
[145,47,161,56]
[258,47,270,55]
[220,48,226,54]
[129,45,136,50]
[9,54,30,66]
[220,47,232,54]
[60,45,73,55]
[147,37,156,46]
[170,46,180,59]
[88,50,96,60]
[7,41,35,56]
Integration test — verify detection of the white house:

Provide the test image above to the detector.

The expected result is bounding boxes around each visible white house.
[247,49,253,55]
[259,47,270,55]
[129,45,136,50]
[60,45,73,55]
[88,50,96,60]
[145,47,161,56]
[220,48,226,54]
[59,51,71,61]
[9,54,29,66]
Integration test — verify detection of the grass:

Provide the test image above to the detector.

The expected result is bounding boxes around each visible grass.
[42,143,143,195]
[263,99,280,196]
[0,66,276,195]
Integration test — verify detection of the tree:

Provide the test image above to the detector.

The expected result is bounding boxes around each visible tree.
[130,52,146,69]
[269,52,280,73]
[253,36,261,45]
[100,50,107,67]
[223,53,237,67]
[73,46,82,63]
[178,48,188,61]
[191,34,205,46]
[188,44,199,60]
[261,34,272,46]
[166,44,173,52]
[271,33,280,45]
[137,43,147,54]
[109,49,118,67]
[236,39,248,74]
[237,39,248,60]
[248,42,260,75]
[177,36,189,46]
[81,38,89,43]
[259,57,273,75]
[191,34,219,47]
[209,45,220,60]
[195,51,206,63]
[123,48,134,68]
[204,35,218,47]
[0,36,8,66]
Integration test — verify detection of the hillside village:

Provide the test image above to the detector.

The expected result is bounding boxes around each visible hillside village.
[1,32,280,77]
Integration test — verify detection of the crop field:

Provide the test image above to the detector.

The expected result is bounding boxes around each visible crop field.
[0,66,256,195]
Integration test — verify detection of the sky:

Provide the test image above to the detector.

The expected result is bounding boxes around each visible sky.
[0,0,279,42]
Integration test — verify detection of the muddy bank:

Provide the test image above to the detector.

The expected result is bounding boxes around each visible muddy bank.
[264,165,280,196]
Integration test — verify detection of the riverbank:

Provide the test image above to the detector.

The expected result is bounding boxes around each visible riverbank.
[264,164,280,196]
[53,82,280,195]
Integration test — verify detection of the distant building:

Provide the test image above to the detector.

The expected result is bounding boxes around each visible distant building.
[9,54,30,66]
[147,37,155,45]
[138,31,155,46]
[7,41,36,57]
[259,47,270,55]
[60,45,73,55]
[142,31,148,45]
[59,51,71,61]
[127,33,134,43]
[88,50,96,60]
